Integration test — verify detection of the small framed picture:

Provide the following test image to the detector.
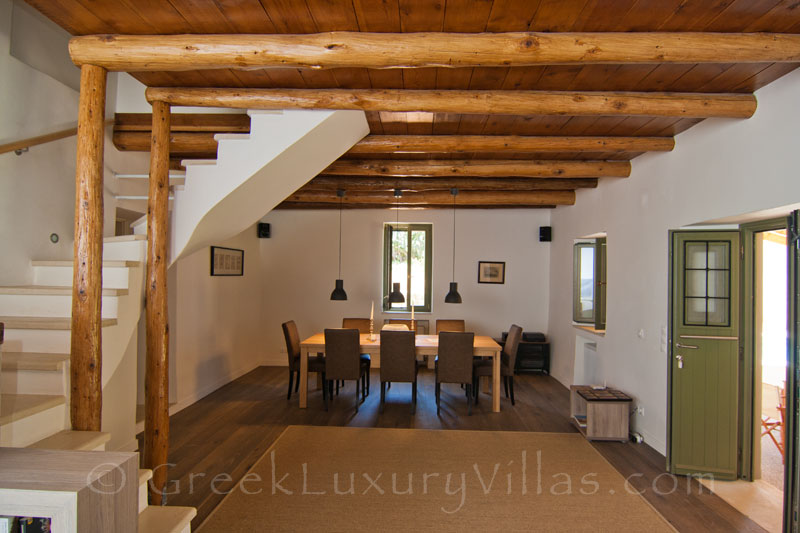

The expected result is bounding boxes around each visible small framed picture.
[211,246,244,276]
[478,261,505,284]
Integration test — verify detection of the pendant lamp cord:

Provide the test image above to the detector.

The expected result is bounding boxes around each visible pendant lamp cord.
[451,189,457,281]
[337,191,343,278]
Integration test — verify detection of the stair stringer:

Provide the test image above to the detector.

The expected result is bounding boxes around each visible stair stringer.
[169,109,369,264]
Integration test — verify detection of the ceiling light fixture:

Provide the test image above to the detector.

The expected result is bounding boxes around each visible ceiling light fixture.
[388,189,406,304]
[445,188,462,304]
[330,189,348,301]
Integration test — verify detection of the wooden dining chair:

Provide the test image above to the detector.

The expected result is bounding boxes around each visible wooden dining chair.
[281,320,326,401]
[435,331,475,415]
[379,330,418,414]
[435,319,465,334]
[324,328,369,412]
[341,318,372,395]
[474,324,522,406]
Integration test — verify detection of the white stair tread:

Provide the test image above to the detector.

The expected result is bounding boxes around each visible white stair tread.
[2,352,69,371]
[31,260,141,268]
[138,506,196,533]
[28,430,110,451]
[104,234,147,243]
[0,285,128,296]
[0,393,65,426]
[139,468,153,486]
[0,316,117,329]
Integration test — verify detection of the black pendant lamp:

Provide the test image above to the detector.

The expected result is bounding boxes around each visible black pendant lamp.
[330,189,348,301]
[445,188,462,304]
[388,189,406,304]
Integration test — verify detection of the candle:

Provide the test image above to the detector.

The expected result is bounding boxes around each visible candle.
[411,299,414,321]
[370,301,374,321]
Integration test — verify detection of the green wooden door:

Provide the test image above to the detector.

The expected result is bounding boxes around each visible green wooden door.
[670,231,740,479]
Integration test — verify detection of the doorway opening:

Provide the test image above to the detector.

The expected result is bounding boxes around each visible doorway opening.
[754,229,788,493]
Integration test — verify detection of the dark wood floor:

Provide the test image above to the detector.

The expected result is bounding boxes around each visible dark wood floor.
[160,366,766,532]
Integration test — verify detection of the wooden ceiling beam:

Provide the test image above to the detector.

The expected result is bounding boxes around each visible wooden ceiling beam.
[323,159,629,178]
[113,131,217,154]
[285,189,575,206]
[114,112,249,132]
[306,176,598,191]
[145,88,757,119]
[70,32,800,71]
[347,135,674,154]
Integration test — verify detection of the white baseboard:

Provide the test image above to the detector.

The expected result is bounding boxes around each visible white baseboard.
[170,361,263,416]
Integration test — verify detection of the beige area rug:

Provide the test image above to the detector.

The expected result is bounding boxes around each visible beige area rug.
[197,426,674,532]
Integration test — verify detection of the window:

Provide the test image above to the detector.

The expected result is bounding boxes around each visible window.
[573,237,606,330]
[683,240,731,327]
[383,223,432,312]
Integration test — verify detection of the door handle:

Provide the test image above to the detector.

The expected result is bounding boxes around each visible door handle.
[675,343,698,349]
[676,354,684,369]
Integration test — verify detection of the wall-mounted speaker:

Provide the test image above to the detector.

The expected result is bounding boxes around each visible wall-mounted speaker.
[257,222,271,238]
[539,226,552,242]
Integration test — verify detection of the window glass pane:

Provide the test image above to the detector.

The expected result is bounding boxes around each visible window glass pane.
[707,243,730,269]
[579,246,595,320]
[685,243,707,269]
[686,270,707,297]
[685,298,707,325]
[707,271,729,298]
[707,298,729,326]
[390,229,408,309]
[409,230,426,307]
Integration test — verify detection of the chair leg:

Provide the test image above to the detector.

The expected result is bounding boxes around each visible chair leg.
[387,381,391,390]
[323,379,328,411]
[287,370,294,400]
[355,378,360,412]
[503,375,509,398]
[411,379,417,415]
[474,377,480,405]
[380,382,386,413]
[436,382,441,415]
[336,379,339,396]
[366,365,371,395]
[466,384,472,415]
[509,376,515,406]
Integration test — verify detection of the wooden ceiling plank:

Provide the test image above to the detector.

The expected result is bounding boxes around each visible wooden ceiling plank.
[572,0,640,32]
[704,0,784,32]
[256,0,317,33]
[615,0,686,31]
[443,0,494,32]
[399,0,445,31]
[73,0,160,34]
[744,0,800,32]
[530,0,592,32]
[351,0,401,32]
[164,0,237,33]
[211,0,279,33]
[144,87,758,119]
[732,62,800,92]
[487,0,542,30]
[602,64,661,91]
[696,62,776,93]
[69,32,800,71]
[305,176,599,191]
[323,159,630,178]
[25,0,111,35]
[658,1,736,32]
[304,0,361,31]
[330,68,374,89]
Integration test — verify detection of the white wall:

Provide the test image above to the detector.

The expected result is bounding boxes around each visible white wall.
[171,225,266,412]
[547,67,800,454]
[259,208,551,364]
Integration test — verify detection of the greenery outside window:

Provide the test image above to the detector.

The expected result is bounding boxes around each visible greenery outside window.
[383,223,432,312]
[573,237,607,330]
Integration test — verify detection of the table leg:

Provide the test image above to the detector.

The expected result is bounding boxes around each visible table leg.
[492,350,501,413]
[299,347,308,408]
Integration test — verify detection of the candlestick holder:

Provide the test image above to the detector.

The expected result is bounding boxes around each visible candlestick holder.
[369,319,376,341]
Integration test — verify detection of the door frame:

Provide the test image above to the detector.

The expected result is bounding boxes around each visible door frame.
[667,229,741,476]
[740,217,787,481]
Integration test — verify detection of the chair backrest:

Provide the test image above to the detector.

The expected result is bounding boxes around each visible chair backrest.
[503,324,523,370]
[324,328,361,380]
[342,318,371,334]
[380,330,416,383]
[437,331,474,384]
[281,320,302,371]
[436,319,465,334]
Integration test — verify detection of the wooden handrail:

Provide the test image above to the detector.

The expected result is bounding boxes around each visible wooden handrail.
[0,119,113,156]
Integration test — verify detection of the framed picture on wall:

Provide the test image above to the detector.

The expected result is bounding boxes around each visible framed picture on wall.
[478,261,505,284]
[210,246,244,276]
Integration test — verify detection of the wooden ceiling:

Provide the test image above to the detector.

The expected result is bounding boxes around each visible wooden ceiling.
[26,0,800,209]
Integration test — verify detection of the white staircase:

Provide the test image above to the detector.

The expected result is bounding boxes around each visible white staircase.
[132,109,369,263]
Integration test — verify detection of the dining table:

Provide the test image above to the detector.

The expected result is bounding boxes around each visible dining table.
[299,333,504,412]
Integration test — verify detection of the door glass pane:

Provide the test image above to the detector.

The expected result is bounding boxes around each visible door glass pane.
[686,271,707,297]
[685,298,707,325]
[707,243,730,269]
[390,229,408,309]
[707,298,729,326]
[579,246,595,319]
[686,243,707,268]
[707,271,729,298]
[409,230,426,307]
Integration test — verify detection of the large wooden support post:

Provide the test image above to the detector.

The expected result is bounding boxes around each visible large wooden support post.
[70,64,107,432]
[144,100,171,504]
